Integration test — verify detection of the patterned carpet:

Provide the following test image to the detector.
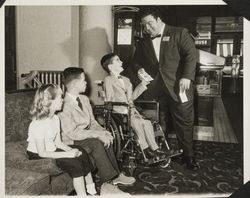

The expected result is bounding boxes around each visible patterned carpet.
[117,140,243,195]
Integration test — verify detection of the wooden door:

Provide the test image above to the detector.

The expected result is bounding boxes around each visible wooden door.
[5,6,17,91]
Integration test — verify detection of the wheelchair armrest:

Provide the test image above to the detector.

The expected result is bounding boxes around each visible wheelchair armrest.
[106,101,129,107]
[134,100,158,105]
[92,104,105,115]
[134,100,159,112]
[134,100,160,122]
[104,101,130,112]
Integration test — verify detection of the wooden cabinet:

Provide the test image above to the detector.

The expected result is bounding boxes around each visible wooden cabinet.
[194,65,224,126]
[195,65,224,97]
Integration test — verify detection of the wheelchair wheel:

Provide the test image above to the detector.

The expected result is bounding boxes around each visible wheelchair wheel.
[107,117,121,159]
[159,158,171,168]
[94,114,121,159]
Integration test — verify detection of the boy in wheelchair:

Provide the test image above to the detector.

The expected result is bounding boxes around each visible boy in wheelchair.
[100,53,180,162]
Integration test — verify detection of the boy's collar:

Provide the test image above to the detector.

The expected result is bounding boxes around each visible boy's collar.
[66,92,79,101]
[110,72,122,79]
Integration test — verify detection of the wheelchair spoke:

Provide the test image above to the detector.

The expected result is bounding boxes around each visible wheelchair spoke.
[118,125,124,140]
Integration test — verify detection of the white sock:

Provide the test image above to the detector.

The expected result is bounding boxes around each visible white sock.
[86,183,97,195]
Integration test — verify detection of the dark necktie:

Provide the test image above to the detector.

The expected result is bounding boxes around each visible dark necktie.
[151,34,161,40]
[76,97,90,129]
[76,97,83,111]
[118,75,122,79]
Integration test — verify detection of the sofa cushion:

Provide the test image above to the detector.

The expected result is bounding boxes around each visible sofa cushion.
[6,141,63,176]
[5,167,51,195]
[5,89,35,142]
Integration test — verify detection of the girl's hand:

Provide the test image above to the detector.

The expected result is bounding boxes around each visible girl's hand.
[73,148,82,157]
[68,148,81,158]
[76,150,82,157]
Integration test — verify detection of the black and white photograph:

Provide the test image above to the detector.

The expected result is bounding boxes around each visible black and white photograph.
[1,0,250,197]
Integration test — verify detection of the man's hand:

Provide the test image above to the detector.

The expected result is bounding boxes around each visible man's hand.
[179,78,191,92]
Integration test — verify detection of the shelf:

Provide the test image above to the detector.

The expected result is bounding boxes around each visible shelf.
[223,74,243,78]
[199,65,224,70]
[215,16,243,33]
[195,39,211,46]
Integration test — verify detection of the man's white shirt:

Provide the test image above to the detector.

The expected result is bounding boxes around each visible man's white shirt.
[152,24,165,61]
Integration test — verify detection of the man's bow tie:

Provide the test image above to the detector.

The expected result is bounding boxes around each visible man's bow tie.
[150,34,161,40]
[118,75,122,79]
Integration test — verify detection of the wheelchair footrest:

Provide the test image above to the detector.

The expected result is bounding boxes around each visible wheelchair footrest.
[146,149,183,165]
[165,149,183,158]
[147,156,167,165]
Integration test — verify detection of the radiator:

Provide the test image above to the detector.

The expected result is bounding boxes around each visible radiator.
[21,70,64,91]
[35,71,63,87]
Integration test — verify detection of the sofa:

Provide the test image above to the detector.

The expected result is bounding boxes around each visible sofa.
[5,89,74,195]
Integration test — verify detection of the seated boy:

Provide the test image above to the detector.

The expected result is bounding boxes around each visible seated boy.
[100,53,167,160]
[58,67,135,194]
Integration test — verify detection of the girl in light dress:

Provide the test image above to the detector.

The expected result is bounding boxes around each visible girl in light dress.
[26,84,97,195]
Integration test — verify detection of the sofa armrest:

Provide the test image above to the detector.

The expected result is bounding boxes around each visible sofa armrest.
[6,141,63,176]
[14,158,63,176]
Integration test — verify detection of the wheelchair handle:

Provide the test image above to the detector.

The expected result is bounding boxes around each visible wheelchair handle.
[105,101,129,107]
[104,101,131,111]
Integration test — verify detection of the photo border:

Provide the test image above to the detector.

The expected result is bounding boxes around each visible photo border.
[1,0,249,197]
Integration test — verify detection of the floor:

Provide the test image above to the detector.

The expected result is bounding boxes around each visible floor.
[168,95,243,144]
[222,93,243,144]
[210,97,238,143]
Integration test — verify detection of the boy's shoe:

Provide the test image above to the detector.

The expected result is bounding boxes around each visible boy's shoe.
[112,173,136,185]
[144,148,158,159]
[100,182,130,195]
[153,149,166,158]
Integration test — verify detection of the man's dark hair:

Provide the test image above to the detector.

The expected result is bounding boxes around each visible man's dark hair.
[100,53,116,73]
[139,7,163,20]
[63,67,84,85]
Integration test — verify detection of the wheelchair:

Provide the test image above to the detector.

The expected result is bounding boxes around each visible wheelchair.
[93,81,183,175]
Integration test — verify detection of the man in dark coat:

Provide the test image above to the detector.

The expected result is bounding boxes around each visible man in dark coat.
[132,8,199,171]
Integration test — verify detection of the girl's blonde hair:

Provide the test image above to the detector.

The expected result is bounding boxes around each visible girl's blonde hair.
[30,84,62,120]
